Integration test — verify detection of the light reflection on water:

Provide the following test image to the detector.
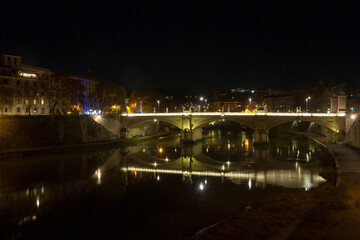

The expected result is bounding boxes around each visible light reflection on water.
[0,130,327,239]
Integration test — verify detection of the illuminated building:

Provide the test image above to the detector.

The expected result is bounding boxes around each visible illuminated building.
[0,53,100,115]
[51,70,100,114]
[0,53,52,115]
[263,94,295,112]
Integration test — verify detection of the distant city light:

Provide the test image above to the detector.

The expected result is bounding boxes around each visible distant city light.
[200,97,204,101]
[199,183,204,191]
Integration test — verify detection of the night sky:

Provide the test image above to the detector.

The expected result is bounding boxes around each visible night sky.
[1,1,360,91]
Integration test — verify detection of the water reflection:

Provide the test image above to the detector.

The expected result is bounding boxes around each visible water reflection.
[121,130,325,190]
[0,130,327,239]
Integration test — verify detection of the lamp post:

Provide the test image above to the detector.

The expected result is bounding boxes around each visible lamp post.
[249,98,252,111]
[199,97,204,112]
[305,96,311,112]
[157,100,160,112]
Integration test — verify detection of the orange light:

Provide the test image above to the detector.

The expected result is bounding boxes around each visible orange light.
[244,138,249,150]
[159,147,163,153]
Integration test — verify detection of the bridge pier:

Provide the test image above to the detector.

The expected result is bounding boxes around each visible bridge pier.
[180,128,203,144]
[254,129,269,144]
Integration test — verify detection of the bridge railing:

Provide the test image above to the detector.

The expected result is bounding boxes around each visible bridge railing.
[121,112,346,117]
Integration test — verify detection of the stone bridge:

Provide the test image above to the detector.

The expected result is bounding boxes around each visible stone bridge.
[119,112,347,143]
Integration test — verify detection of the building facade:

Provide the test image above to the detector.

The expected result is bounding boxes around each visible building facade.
[263,95,295,112]
[0,53,100,115]
[51,73,100,114]
[0,53,52,115]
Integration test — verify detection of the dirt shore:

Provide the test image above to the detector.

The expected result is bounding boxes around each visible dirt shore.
[188,176,360,240]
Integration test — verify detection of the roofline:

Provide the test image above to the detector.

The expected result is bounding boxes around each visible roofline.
[52,74,98,82]
[0,53,21,57]
[21,64,52,73]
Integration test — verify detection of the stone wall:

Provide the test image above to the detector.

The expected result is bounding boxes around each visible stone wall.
[346,119,360,148]
[0,116,115,150]
[91,115,123,135]
[90,115,159,137]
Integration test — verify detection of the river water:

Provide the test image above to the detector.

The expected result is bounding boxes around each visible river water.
[0,130,327,239]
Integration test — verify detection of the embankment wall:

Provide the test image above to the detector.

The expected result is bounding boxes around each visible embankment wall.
[0,116,115,150]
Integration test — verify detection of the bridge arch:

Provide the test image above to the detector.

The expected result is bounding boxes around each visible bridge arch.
[124,117,183,130]
[192,116,256,130]
[266,118,339,133]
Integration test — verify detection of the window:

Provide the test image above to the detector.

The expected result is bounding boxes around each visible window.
[41,99,44,105]
[33,99,36,105]
[17,107,20,113]
[33,108,37,113]
[14,58,17,64]
[4,107,8,113]
[25,99,29,105]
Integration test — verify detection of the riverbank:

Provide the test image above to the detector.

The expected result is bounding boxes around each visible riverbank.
[0,131,169,157]
[188,133,360,240]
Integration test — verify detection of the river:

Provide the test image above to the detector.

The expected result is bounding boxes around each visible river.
[0,129,328,239]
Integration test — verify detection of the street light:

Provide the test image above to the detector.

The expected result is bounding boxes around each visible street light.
[305,96,311,112]
[157,100,160,112]
[249,98,252,111]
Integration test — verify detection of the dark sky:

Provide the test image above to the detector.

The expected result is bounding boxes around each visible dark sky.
[1,1,360,91]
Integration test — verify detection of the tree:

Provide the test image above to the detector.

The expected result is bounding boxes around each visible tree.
[48,89,62,114]
[65,78,85,114]
[128,90,163,113]
[97,81,126,114]
[24,87,37,116]
[0,85,13,115]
